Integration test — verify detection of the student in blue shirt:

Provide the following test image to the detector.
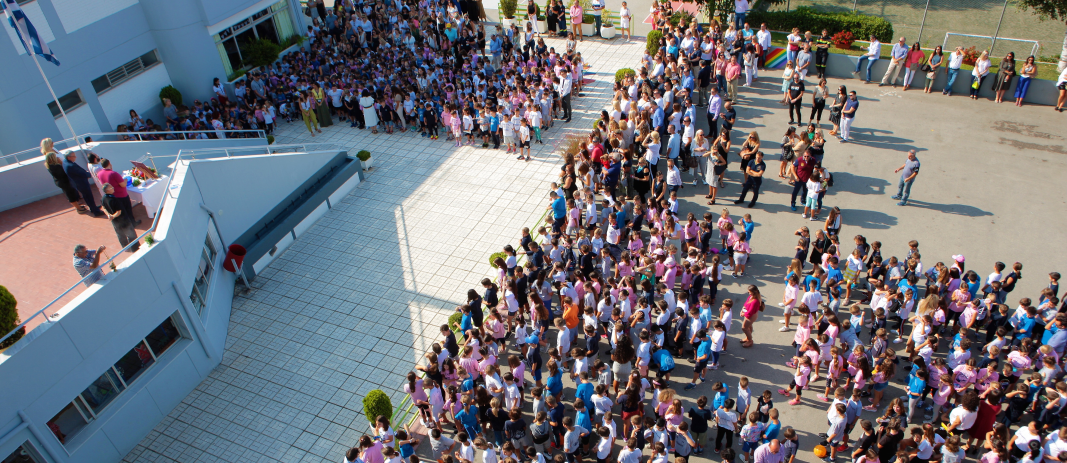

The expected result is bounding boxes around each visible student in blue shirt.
[739,214,755,242]
[712,382,730,408]
[652,346,676,383]
[906,369,927,420]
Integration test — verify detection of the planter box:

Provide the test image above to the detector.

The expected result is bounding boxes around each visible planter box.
[581,22,595,36]
[502,18,515,28]
[601,25,616,39]
[361,157,373,170]
[537,19,547,31]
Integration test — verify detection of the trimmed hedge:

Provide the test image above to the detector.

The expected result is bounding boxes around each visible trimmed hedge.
[748,7,893,43]
[363,390,393,424]
[646,30,664,56]
[615,68,636,83]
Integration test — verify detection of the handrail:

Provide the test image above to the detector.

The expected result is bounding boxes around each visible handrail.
[0,142,352,347]
[0,130,267,166]
[0,158,185,347]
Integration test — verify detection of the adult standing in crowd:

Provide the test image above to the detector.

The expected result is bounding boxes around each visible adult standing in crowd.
[970,51,992,100]
[97,159,139,225]
[992,52,1016,103]
[101,183,140,252]
[814,29,831,79]
[838,90,858,143]
[787,73,805,126]
[734,150,765,208]
[757,24,772,70]
[879,37,908,87]
[1056,65,1067,112]
[61,149,104,217]
[569,0,583,42]
[922,46,944,93]
[1014,55,1037,105]
[944,46,965,95]
[42,140,88,214]
[72,244,106,286]
[901,42,925,90]
[891,150,920,206]
[734,0,749,30]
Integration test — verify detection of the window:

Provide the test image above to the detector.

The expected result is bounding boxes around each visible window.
[91,50,161,94]
[46,313,187,446]
[213,0,295,78]
[46,90,84,118]
[3,441,47,462]
[189,235,217,314]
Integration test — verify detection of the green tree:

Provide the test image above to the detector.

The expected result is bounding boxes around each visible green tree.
[0,285,24,349]
[1012,0,1067,71]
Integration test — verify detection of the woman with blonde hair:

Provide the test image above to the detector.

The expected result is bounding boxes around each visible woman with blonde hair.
[969,50,992,99]
[42,139,86,213]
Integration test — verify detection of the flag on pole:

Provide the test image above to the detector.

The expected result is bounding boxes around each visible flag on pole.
[1,0,60,66]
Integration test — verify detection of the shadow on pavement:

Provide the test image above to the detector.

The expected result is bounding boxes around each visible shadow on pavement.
[903,200,993,217]
[830,172,891,196]
[840,208,899,230]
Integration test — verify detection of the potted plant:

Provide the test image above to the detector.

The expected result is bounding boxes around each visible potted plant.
[615,68,636,83]
[831,31,855,50]
[357,150,372,170]
[581,13,595,36]
[0,286,25,350]
[145,233,155,247]
[536,14,548,33]
[362,390,393,430]
[500,0,518,28]
[267,135,275,145]
[601,18,615,39]
[489,251,508,268]
[961,46,980,66]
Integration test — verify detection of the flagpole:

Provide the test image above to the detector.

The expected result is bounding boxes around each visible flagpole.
[10,13,82,153]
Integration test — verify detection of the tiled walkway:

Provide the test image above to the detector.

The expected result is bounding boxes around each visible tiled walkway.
[123,37,643,462]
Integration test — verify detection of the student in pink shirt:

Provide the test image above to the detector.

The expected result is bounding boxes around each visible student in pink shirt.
[740,285,763,348]
[732,232,751,277]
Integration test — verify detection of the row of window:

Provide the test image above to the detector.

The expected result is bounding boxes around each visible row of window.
[46,50,160,119]
[46,313,186,446]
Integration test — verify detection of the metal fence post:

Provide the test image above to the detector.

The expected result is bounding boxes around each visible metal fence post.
[852,0,858,13]
[991,0,1008,53]
[918,0,930,45]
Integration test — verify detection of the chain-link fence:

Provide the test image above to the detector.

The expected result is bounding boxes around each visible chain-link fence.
[768,0,1064,64]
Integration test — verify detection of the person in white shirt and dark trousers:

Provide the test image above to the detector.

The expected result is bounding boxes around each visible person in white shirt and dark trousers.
[879,37,908,87]
[556,75,572,122]
[853,35,881,83]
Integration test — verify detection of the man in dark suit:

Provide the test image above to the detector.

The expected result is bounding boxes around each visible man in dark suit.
[62,151,103,216]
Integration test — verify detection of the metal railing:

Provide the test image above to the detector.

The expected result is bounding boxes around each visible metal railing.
[0,130,267,166]
[0,142,335,350]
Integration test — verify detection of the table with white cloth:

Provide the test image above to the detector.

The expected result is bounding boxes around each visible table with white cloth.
[126,176,168,218]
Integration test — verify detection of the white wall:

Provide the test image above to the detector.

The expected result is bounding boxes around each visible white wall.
[51,0,139,34]
[186,150,341,244]
[97,64,173,131]
[54,104,101,140]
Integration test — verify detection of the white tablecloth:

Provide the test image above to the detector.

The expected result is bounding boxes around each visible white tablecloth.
[127,176,168,218]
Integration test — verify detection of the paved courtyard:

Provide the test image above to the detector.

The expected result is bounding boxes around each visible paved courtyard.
[123,32,1067,463]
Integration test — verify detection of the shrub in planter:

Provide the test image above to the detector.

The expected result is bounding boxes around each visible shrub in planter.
[0,285,24,349]
[266,135,275,145]
[356,150,372,162]
[646,30,664,56]
[582,14,594,24]
[831,31,855,50]
[245,39,282,69]
[668,11,693,28]
[489,251,508,268]
[145,233,156,246]
[159,85,183,107]
[747,6,893,43]
[500,0,518,19]
[362,390,393,425]
[448,311,465,338]
[615,68,636,83]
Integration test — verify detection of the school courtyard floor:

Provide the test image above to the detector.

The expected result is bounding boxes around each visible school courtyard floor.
[122,34,1066,463]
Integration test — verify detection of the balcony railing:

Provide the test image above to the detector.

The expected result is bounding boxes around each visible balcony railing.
[0,130,267,167]
[0,142,336,351]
